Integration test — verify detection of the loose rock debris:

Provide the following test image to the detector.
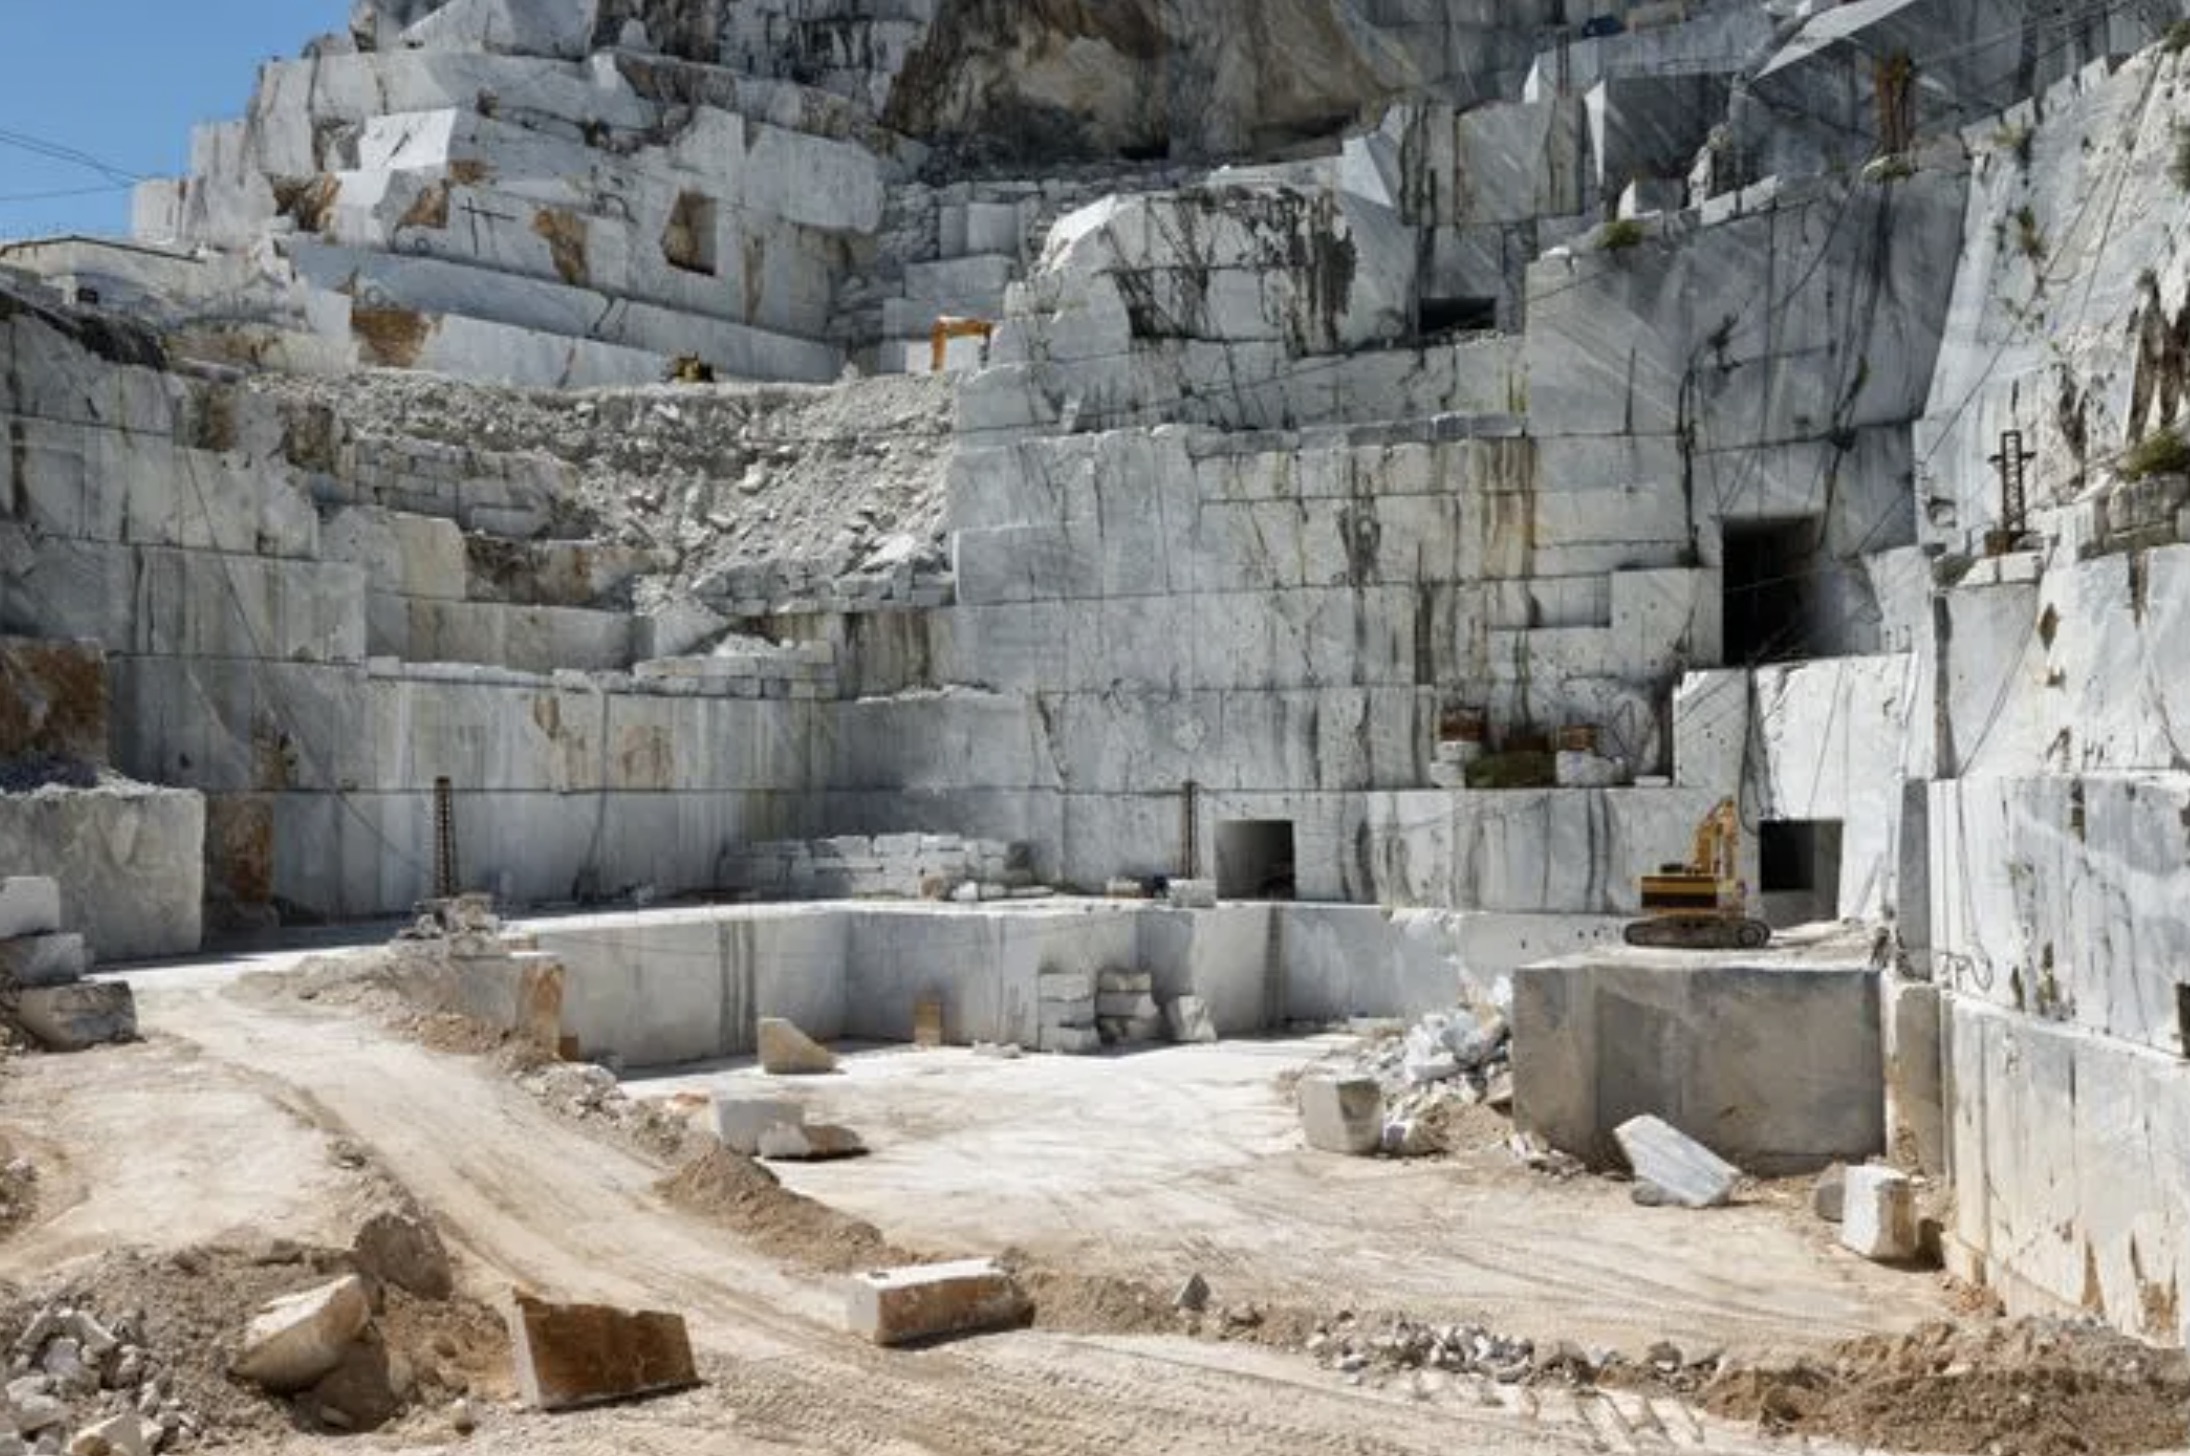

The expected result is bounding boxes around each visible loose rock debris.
[0,1237,511,1450]
[1698,1318,2190,1456]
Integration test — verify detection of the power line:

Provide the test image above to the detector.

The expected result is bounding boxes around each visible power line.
[0,126,145,185]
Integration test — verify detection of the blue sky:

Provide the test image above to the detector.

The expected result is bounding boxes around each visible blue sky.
[0,3,343,240]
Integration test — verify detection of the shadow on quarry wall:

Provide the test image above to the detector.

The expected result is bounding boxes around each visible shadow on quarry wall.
[882,0,1394,163]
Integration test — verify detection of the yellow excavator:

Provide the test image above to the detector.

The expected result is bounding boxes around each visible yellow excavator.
[1623,797,1772,950]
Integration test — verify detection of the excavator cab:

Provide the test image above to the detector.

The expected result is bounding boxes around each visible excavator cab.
[1623,797,1772,950]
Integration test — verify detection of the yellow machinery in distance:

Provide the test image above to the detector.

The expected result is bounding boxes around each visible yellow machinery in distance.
[1622,797,1773,950]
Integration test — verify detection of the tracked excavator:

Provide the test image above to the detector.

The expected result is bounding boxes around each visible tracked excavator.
[1622,797,1773,950]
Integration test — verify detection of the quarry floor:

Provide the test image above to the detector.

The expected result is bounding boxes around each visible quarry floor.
[0,953,1957,1455]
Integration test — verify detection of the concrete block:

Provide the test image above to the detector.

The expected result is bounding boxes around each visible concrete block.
[1169,879,1217,909]
[756,1017,836,1075]
[1042,1025,1102,1055]
[1037,970,1093,1000]
[1095,991,1159,1019]
[231,1276,371,1393]
[755,1121,865,1160]
[1039,995,1095,1026]
[1512,953,1882,1172]
[374,949,562,1054]
[0,786,204,960]
[12,981,135,1051]
[505,1293,698,1412]
[1298,1074,1383,1155]
[1164,995,1218,1043]
[0,878,62,940]
[0,933,89,987]
[711,1095,806,1156]
[1840,1165,1917,1261]
[1614,1114,1739,1208]
[845,1259,1025,1347]
[1813,1163,1847,1222]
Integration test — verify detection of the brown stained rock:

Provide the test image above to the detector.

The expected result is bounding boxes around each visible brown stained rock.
[756,1018,836,1075]
[205,795,277,908]
[530,209,590,287]
[351,306,431,368]
[504,1293,698,1412]
[0,636,108,766]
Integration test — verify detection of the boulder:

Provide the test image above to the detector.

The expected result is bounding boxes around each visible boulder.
[1812,1163,1848,1223]
[353,1207,455,1300]
[231,1275,372,1393]
[1163,995,1218,1044]
[0,879,62,942]
[13,981,135,1051]
[1839,1166,1917,1261]
[9,1386,65,1432]
[756,1018,836,1075]
[845,1259,1025,1346]
[65,1413,149,1456]
[505,1293,698,1412]
[1297,1074,1383,1155]
[1613,1115,1740,1209]
[754,1121,865,1161]
[711,1095,807,1156]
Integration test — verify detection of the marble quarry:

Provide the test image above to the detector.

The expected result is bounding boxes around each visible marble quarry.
[4,0,2190,1350]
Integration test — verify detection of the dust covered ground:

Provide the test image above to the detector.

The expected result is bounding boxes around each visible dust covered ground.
[0,949,2181,1455]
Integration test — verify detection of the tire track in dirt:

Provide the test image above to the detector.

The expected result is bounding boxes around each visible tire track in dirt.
[130,977,1853,1456]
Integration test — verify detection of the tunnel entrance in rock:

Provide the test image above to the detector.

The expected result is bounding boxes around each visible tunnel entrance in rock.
[1216,820,1296,900]
[1759,818,1842,926]
[1418,296,1499,338]
[1722,517,1825,664]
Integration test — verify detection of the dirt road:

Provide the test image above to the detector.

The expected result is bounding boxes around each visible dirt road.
[4,967,1888,1455]
[648,1038,1945,1354]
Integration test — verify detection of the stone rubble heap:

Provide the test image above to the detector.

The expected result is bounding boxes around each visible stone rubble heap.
[1356,1004,1512,1158]
[0,878,134,1055]
[2,1303,199,1456]
[1305,1311,1724,1390]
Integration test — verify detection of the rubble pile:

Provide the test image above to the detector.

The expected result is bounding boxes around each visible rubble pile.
[249,371,957,614]
[1304,1313,1724,1391]
[2,1302,202,1455]
[515,1062,694,1161]
[1354,1005,1513,1157]
[1700,1318,2190,1456]
[0,1213,501,1454]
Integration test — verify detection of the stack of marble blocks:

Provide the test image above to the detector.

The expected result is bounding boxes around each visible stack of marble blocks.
[722,834,1023,900]
[1036,965,1165,1054]
[0,875,135,1050]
